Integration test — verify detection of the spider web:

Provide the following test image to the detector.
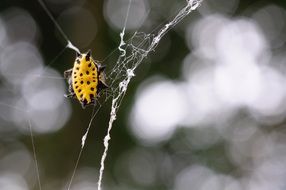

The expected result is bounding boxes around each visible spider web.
[23,0,204,189]
[97,1,204,189]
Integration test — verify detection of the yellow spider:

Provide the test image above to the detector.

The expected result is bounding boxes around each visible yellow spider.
[64,50,108,108]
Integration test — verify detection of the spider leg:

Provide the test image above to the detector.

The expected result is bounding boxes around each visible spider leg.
[97,67,108,93]
[64,74,76,99]
[90,98,97,107]
[64,93,76,98]
[98,65,106,73]
[80,97,98,109]
[97,80,109,93]
[64,68,73,79]
[68,78,74,92]
[81,99,88,109]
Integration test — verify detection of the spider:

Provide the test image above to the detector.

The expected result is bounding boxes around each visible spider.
[64,50,108,109]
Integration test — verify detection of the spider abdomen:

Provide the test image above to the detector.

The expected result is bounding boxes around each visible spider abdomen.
[72,52,98,106]
[64,50,108,108]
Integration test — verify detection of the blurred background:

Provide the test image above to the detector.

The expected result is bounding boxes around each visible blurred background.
[0,0,286,189]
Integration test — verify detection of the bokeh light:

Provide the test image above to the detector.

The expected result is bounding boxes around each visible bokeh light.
[104,0,149,30]
[130,77,188,144]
